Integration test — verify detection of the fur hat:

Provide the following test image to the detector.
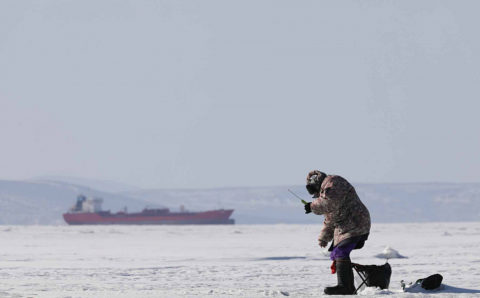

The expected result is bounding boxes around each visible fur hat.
[306,170,327,196]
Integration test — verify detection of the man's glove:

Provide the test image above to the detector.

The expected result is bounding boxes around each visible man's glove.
[304,202,312,214]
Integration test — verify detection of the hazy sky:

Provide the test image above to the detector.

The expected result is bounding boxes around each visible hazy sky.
[1,1,479,189]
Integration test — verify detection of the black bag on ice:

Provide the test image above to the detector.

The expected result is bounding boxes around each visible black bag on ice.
[418,274,443,290]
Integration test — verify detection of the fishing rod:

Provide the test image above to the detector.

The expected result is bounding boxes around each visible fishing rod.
[287,189,308,205]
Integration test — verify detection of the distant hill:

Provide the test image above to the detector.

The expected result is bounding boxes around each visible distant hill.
[31,176,140,193]
[0,179,479,224]
[0,180,149,225]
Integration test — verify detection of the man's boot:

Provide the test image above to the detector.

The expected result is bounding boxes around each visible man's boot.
[324,259,355,295]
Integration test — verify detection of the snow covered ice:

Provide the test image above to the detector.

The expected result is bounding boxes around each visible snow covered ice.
[0,222,480,297]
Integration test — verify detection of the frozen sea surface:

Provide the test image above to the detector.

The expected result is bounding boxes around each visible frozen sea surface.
[0,222,479,297]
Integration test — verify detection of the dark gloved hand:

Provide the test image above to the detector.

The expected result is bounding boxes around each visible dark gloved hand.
[304,202,312,214]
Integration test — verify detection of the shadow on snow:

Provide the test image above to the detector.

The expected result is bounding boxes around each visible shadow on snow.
[405,284,480,294]
[255,256,307,261]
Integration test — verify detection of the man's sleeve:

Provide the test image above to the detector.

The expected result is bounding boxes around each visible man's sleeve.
[319,217,334,243]
[310,196,333,215]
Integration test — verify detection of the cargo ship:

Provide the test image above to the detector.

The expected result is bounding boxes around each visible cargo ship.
[63,195,234,225]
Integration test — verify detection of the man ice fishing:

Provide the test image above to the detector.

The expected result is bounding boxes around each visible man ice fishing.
[304,170,371,295]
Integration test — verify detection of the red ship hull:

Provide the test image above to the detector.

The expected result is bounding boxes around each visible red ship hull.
[63,209,234,225]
